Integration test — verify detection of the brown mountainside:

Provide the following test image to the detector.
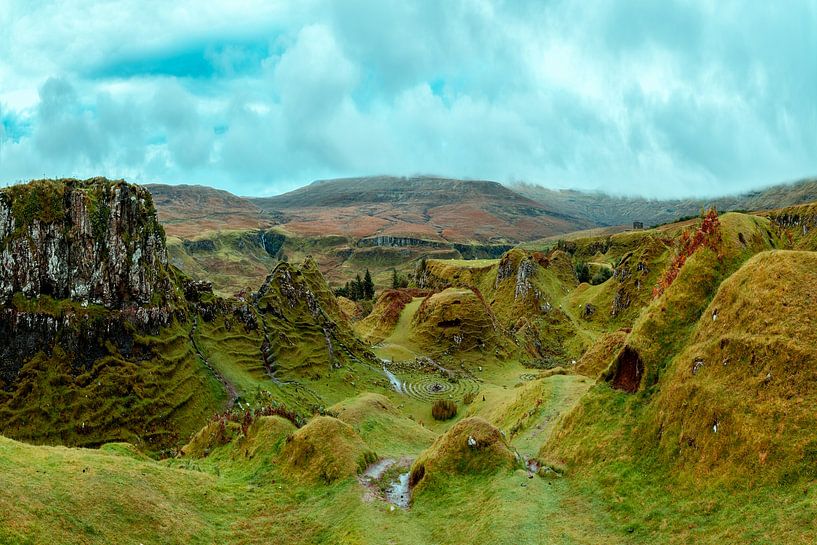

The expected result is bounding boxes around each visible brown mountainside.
[251,176,593,243]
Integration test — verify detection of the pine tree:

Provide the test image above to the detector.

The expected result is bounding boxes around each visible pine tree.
[353,274,364,301]
[391,268,399,289]
[363,269,375,300]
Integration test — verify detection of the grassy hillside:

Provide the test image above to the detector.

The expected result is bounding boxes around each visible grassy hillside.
[533,215,817,542]
[8,200,817,544]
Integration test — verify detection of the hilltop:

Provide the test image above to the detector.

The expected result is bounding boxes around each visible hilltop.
[513,176,817,228]
[252,176,592,243]
[147,183,274,238]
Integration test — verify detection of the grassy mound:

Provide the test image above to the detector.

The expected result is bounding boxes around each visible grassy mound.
[280,416,377,484]
[410,417,518,491]
[354,289,415,343]
[574,329,628,378]
[254,258,379,379]
[330,392,437,456]
[336,296,364,321]
[648,250,817,483]
[410,288,511,355]
[180,413,298,478]
[415,258,497,294]
[180,419,242,458]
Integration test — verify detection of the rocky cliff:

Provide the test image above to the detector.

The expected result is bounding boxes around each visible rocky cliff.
[0,178,170,308]
[0,178,223,450]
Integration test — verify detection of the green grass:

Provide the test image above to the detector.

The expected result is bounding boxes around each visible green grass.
[373,297,426,362]
[5,210,817,543]
[0,319,225,452]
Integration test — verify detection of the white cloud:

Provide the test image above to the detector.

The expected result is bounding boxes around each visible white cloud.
[0,0,815,197]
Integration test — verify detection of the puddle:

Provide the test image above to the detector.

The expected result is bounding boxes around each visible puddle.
[386,471,411,508]
[359,457,413,509]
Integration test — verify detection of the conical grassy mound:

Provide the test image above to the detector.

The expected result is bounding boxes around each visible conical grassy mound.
[254,257,378,376]
[410,288,511,356]
[280,416,377,484]
[409,417,518,492]
[330,393,437,456]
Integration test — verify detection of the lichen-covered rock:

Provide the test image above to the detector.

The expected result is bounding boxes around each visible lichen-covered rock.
[0,179,224,450]
[0,178,169,309]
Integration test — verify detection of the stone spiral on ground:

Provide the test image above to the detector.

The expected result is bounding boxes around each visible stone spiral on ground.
[396,374,480,402]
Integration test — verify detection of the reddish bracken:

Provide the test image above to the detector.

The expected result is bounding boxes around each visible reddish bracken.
[653,209,722,299]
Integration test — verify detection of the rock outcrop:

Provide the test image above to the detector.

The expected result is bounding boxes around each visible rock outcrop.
[0,178,223,450]
[0,178,169,308]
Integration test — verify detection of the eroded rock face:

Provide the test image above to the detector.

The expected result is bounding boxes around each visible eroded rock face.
[0,178,169,309]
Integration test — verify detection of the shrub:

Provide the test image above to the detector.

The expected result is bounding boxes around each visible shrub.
[590,268,613,285]
[462,392,477,405]
[431,399,458,421]
[575,261,591,283]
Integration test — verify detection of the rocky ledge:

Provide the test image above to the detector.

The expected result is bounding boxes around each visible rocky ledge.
[0,178,170,308]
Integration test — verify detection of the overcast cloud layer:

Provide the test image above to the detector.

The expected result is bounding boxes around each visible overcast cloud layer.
[1,0,815,197]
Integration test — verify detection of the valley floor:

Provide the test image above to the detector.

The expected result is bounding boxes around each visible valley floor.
[5,240,817,544]
[4,373,815,545]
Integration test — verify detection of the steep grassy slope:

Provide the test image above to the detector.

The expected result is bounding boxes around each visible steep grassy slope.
[0,179,226,451]
[649,250,817,482]
[0,316,225,451]
[254,258,376,375]
[532,215,817,542]
[354,288,432,344]
[602,212,780,391]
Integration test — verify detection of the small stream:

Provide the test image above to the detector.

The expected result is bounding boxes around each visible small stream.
[360,457,412,509]
[382,361,404,393]
[386,471,411,508]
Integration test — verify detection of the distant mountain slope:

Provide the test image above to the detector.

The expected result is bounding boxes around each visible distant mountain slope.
[147,183,273,238]
[512,177,817,228]
[251,176,593,243]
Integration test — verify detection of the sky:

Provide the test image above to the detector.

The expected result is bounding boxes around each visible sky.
[0,1,815,198]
